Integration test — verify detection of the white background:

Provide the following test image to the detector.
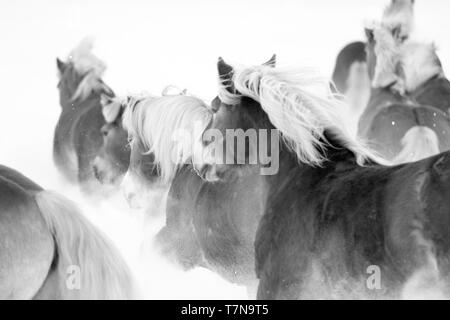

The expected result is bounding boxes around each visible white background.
[0,0,448,299]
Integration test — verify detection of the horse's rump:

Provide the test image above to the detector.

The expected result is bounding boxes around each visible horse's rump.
[0,170,54,299]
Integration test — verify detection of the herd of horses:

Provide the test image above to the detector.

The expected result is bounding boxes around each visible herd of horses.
[2,0,450,299]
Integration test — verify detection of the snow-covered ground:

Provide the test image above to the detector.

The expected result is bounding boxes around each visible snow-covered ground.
[0,0,449,299]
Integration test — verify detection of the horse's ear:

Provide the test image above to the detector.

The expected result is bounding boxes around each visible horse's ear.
[217,57,234,79]
[56,58,67,73]
[365,28,375,43]
[263,54,276,68]
[217,57,235,92]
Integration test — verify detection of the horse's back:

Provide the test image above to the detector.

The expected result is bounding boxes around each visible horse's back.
[0,165,43,192]
[0,167,54,299]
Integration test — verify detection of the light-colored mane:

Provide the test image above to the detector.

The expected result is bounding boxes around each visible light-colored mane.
[382,0,415,40]
[401,42,444,92]
[122,92,212,183]
[219,64,382,166]
[66,38,110,101]
[372,26,404,90]
[371,24,444,92]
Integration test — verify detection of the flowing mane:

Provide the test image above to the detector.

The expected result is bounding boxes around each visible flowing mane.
[122,92,212,183]
[401,41,444,92]
[219,64,382,166]
[371,25,404,90]
[382,0,414,40]
[67,38,111,101]
[371,24,444,92]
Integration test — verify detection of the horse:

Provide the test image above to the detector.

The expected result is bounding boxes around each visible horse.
[193,58,450,299]
[94,91,177,208]
[121,66,277,292]
[92,95,131,189]
[359,24,450,163]
[54,39,115,194]
[329,0,414,137]
[0,164,134,299]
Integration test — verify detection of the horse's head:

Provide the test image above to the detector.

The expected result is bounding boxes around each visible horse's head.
[121,137,159,209]
[193,56,278,182]
[93,95,130,186]
[120,96,164,208]
[194,57,376,182]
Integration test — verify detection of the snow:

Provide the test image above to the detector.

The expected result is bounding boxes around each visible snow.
[0,0,449,299]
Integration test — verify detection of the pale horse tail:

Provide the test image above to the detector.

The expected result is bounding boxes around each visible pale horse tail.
[392,126,440,164]
[34,191,135,299]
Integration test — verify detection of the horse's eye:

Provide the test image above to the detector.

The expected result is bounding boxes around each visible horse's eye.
[101,127,109,137]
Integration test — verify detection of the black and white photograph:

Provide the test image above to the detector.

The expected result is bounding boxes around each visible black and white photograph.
[1,0,450,304]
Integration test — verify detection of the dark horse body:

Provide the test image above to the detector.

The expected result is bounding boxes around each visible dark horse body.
[156,164,266,286]
[0,165,132,299]
[54,45,114,193]
[122,87,275,290]
[195,59,450,299]
[256,140,450,299]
